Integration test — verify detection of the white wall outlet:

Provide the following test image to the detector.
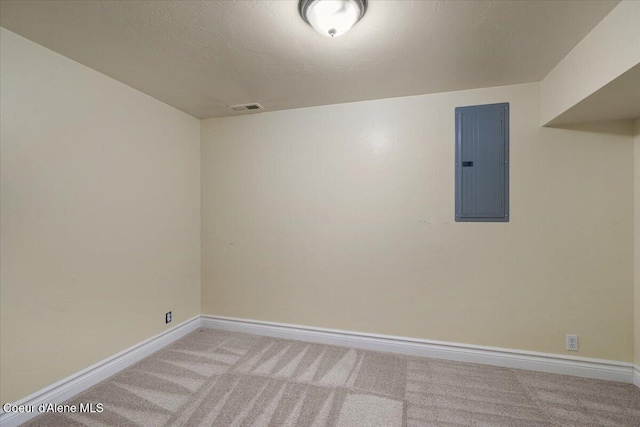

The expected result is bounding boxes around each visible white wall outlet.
[566,334,578,351]
[165,311,172,324]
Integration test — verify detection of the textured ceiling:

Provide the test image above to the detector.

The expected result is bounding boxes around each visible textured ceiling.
[0,0,618,119]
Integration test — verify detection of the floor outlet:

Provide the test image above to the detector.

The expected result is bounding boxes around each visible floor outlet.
[566,334,578,351]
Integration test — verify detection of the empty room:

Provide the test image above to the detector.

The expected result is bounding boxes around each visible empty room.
[1,0,640,426]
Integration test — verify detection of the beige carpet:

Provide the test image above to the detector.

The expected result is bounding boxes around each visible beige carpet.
[25,328,640,426]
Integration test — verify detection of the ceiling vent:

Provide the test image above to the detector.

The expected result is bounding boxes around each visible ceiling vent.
[228,103,264,112]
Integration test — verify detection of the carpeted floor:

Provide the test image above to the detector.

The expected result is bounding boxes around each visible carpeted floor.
[25,328,640,426]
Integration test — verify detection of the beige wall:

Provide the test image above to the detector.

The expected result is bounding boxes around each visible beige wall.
[201,82,634,363]
[2,16,638,406]
[635,118,640,366]
[540,0,640,125]
[0,29,201,403]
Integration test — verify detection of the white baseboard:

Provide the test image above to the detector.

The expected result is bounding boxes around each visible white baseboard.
[0,316,200,427]
[201,315,634,384]
[3,315,635,427]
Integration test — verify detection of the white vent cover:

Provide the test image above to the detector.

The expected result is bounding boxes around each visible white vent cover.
[228,103,264,112]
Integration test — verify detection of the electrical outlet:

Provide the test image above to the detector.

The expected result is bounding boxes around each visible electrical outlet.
[566,334,578,351]
[165,311,172,324]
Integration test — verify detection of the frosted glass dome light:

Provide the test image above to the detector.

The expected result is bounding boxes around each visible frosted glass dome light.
[299,0,367,38]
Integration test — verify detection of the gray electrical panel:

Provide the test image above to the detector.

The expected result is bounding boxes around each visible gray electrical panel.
[455,102,509,222]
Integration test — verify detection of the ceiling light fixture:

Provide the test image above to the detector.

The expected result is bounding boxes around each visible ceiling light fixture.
[299,0,367,38]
